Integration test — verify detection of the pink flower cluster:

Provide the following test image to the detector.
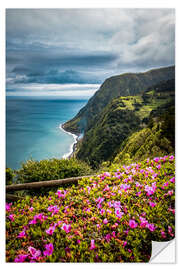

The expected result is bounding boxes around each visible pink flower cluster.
[61,223,71,233]
[144,182,157,196]
[56,189,67,199]
[43,243,54,256]
[47,205,59,215]
[29,213,47,225]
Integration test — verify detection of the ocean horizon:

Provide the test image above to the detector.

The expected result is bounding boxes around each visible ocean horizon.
[6,95,88,170]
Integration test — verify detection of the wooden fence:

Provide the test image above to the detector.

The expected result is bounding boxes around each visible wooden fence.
[6,175,94,201]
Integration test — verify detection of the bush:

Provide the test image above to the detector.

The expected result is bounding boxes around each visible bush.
[6,155,175,262]
[16,158,92,184]
[6,168,15,185]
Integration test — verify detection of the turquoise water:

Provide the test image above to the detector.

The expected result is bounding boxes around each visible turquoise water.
[6,96,87,169]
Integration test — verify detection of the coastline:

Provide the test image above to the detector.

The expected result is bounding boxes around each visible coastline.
[59,124,78,159]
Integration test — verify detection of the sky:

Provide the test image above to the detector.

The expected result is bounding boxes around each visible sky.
[6,8,175,97]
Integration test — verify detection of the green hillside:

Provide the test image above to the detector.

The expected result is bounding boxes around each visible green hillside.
[63,66,175,134]
[75,78,175,167]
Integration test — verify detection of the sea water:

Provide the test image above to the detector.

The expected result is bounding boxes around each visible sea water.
[6,96,88,170]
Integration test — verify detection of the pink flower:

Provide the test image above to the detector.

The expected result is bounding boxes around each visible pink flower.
[29,219,37,225]
[112,231,116,238]
[17,230,26,238]
[103,172,111,177]
[90,239,96,250]
[77,239,81,244]
[168,226,174,237]
[43,243,54,256]
[34,213,45,221]
[100,209,105,215]
[146,223,156,232]
[163,182,169,187]
[136,182,141,187]
[6,203,12,212]
[46,226,55,235]
[139,217,148,228]
[129,219,138,229]
[14,254,28,262]
[169,155,174,161]
[56,189,67,199]
[105,234,111,242]
[145,184,156,196]
[29,207,34,211]
[154,157,160,163]
[170,177,175,183]
[152,173,158,179]
[168,190,174,196]
[29,213,47,225]
[28,246,41,260]
[107,201,113,208]
[123,241,127,247]
[113,201,121,208]
[61,223,71,233]
[47,205,59,214]
[168,208,175,214]
[161,231,166,238]
[97,204,102,210]
[115,208,124,219]
[168,226,172,233]
[149,201,156,207]
[103,218,108,224]
[96,197,104,204]
[8,214,15,222]
[103,185,110,191]
[120,183,131,192]
[156,164,161,170]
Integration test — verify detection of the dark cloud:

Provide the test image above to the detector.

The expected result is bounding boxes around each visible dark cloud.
[6,9,175,90]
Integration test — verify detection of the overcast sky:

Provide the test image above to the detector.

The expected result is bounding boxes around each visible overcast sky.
[6,8,175,96]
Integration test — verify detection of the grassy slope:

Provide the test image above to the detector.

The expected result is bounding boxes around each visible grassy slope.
[76,79,175,167]
[63,66,175,134]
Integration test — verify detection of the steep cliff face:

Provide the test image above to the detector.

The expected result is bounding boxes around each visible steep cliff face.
[76,78,175,167]
[63,66,175,134]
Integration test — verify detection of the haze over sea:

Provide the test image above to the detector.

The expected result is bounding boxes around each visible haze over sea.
[6,95,88,170]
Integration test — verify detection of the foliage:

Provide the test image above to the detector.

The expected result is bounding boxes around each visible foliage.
[114,115,174,166]
[63,66,175,133]
[6,168,15,185]
[76,81,175,168]
[6,156,175,262]
[16,158,92,184]
[77,97,141,167]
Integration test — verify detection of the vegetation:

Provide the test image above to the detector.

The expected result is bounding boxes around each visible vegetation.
[6,156,175,262]
[15,158,92,184]
[75,77,175,167]
[63,66,175,133]
[5,68,176,263]
[114,104,175,165]
[6,168,15,185]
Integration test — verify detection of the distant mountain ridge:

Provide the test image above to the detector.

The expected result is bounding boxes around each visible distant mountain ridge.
[63,66,175,134]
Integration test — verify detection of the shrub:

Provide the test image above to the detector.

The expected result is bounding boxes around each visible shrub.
[6,168,15,185]
[6,155,175,263]
[16,158,92,184]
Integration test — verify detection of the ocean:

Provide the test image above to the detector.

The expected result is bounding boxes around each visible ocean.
[6,96,88,170]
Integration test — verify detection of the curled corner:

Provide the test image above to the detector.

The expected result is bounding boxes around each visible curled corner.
[150,239,175,263]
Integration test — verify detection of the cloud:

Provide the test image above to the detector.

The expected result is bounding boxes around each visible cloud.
[6,83,100,98]
[6,8,175,91]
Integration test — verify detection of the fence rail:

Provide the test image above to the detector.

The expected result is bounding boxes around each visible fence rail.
[6,175,94,192]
